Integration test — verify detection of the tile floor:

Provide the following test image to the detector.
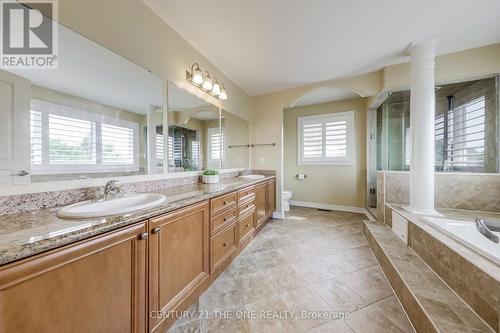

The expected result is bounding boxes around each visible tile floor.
[167,206,415,333]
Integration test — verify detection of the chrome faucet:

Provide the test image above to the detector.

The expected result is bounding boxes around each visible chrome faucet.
[103,180,123,200]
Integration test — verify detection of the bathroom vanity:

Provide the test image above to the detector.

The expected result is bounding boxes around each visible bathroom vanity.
[0,177,276,333]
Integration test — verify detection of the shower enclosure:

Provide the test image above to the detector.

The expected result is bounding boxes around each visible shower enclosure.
[367,76,499,210]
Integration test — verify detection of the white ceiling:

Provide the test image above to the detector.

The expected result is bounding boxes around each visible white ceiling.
[292,86,360,108]
[143,0,500,96]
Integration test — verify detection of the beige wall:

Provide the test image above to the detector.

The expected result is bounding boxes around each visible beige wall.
[382,43,500,92]
[59,0,251,122]
[251,72,381,213]
[283,98,367,208]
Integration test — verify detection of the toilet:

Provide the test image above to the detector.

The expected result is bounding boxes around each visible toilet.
[282,191,293,211]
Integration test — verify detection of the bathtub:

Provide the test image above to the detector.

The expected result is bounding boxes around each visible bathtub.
[423,217,500,266]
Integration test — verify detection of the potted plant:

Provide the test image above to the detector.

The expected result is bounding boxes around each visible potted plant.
[202,169,220,184]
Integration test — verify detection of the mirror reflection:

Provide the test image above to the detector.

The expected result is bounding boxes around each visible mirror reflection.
[221,110,250,169]
[167,82,221,172]
[0,25,165,185]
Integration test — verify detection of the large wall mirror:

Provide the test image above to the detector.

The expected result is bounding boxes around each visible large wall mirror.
[221,109,250,169]
[0,19,250,188]
[166,84,251,172]
[167,82,221,172]
[0,24,165,185]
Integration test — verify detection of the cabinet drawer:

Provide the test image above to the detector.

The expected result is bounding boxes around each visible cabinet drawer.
[238,209,255,243]
[238,199,255,217]
[237,186,255,202]
[211,192,237,216]
[211,225,237,271]
[211,208,237,236]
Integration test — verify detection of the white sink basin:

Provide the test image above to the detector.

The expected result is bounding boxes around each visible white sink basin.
[239,174,265,180]
[57,193,167,219]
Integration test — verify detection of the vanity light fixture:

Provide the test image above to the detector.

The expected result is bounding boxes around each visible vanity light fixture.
[202,72,213,91]
[186,63,228,100]
[219,85,228,100]
[212,79,221,96]
[190,63,204,85]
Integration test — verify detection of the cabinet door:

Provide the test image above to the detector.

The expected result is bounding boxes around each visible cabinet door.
[0,70,31,185]
[0,222,147,333]
[255,182,267,227]
[148,201,209,332]
[266,179,276,217]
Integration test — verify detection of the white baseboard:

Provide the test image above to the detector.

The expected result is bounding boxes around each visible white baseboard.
[289,200,374,220]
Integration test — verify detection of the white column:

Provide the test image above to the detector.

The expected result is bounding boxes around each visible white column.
[406,39,439,215]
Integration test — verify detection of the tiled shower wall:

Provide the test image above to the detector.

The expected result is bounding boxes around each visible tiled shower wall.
[377,171,500,218]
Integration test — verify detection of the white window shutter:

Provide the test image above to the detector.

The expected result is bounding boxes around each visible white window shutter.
[298,111,354,165]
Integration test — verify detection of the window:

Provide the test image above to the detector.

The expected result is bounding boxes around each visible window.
[30,99,139,174]
[298,111,355,165]
[442,96,486,171]
[156,133,164,167]
[102,123,134,165]
[207,127,223,168]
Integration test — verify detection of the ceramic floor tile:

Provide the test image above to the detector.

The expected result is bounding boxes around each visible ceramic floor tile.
[203,317,250,333]
[168,208,415,333]
[337,266,393,304]
[292,255,354,284]
[199,277,243,315]
[233,270,278,305]
[228,253,262,277]
[167,318,203,333]
[344,296,415,333]
[263,264,308,293]
[311,279,368,313]
[279,285,337,331]
[307,320,355,333]
[334,245,378,270]
[253,248,290,270]
[244,295,302,333]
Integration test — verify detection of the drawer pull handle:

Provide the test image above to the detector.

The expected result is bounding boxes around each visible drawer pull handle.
[223,242,227,247]
[224,217,228,222]
[224,201,228,205]
[152,227,160,234]
[246,224,250,227]
[139,232,148,240]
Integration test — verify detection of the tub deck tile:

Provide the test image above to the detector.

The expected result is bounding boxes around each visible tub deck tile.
[364,221,495,333]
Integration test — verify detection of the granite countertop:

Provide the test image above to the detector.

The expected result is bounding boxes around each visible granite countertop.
[0,176,275,266]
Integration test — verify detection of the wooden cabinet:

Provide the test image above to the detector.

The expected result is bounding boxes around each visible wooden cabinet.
[210,192,237,216]
[0,222,147,333]
[211,224,237,271]
[255,182,267,227]
[266,179,276,217]
[0,178,276,333]
[238,208,255,243]
[210,208,237,235]
[148,201,209,332]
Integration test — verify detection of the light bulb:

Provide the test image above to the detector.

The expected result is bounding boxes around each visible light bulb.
[192,68,203,84]
[202,74,213,90]
[219,87,228,100]
[212,82,221,96]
